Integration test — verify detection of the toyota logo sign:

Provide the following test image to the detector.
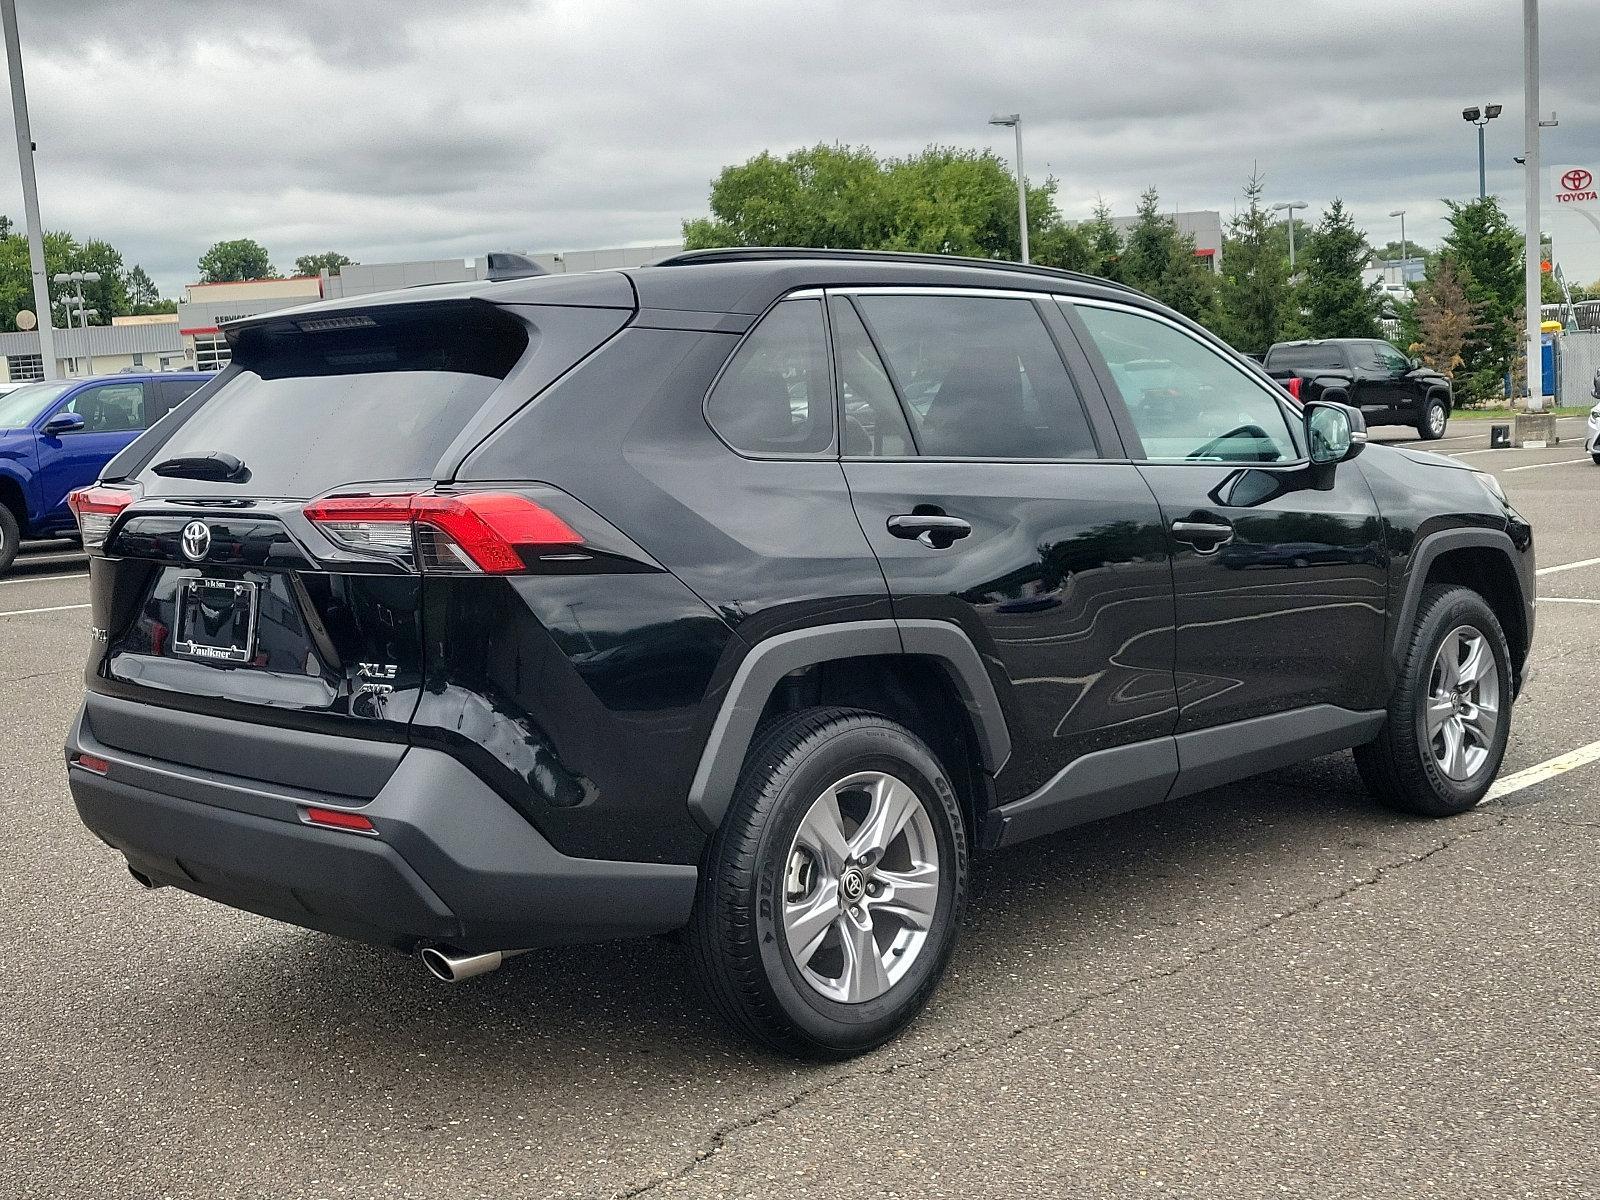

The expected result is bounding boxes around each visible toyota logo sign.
[1555,166,1598,204]
[1562,168,1592,192]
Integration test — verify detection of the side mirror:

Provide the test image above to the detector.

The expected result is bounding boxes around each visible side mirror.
[1306,401,1367,465]
[1408,356,1422,371]
[42,412,85,436]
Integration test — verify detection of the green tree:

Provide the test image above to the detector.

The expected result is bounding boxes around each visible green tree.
[1301,199,1383,339]
[294,251,354,276]
[1119,186,1218,326]
[72,239,131,323]
[1437,197,1523,399]
[126,264,158,308]
[197,238,277,283]
[682,143,1080,266]
[1218,169,1293,355]
[1079,199,1123,281]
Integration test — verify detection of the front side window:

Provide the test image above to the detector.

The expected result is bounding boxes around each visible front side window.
[1072,303,1298,464]
[1375,343,1410,375]
[854,294,1097,460]
[65,382,147,433]
[705,298,833,457]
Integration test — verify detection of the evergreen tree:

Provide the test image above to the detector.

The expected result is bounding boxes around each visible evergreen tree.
[1405,259,1483,381]
[1080,199,1123,282]
[1436,197,1524,398]
[1219,169,1293,355]
[1119,187,1218,327]
[1301,199,1383,339]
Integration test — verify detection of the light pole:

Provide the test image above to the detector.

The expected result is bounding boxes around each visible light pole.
[988,113,1029,264]
[53,269,100,375]
[1388,208,1409,287]
[1,0,58,379]
[1461,104,1502,199]
[1521,3,1541,412]
[1272,201,1309,273]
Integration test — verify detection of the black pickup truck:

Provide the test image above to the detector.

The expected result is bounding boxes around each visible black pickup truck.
[1265,338,1454,440]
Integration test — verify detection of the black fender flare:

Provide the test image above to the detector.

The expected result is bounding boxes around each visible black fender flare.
[1389,526,1525,674]
[686,619,1011,832]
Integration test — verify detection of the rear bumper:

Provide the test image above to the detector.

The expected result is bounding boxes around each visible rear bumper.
[65,700,698,953]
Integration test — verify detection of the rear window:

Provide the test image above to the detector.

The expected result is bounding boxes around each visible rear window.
[1267,343,1345,371]
[139,304,527,498]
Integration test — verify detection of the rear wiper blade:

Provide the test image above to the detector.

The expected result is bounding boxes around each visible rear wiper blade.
[151,451,247,481]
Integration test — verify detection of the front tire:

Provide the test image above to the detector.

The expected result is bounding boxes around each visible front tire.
[1355,585,1512,816]
[689,707,968,1059]
[1416,396,1449,440]
[0,505,19,575]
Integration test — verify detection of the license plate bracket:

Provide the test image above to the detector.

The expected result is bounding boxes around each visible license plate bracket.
[172,577,260,664]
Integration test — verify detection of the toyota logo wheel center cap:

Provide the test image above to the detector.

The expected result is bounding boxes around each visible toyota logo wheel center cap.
[840,867,866,903]
[180,520,211,562]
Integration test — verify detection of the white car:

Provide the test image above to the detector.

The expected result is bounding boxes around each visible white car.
[1589,372,1600,464]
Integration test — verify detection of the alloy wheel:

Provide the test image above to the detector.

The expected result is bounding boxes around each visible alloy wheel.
[1429,405,1447,436]
[1426,625,1500,781]
[782,770,940,1004]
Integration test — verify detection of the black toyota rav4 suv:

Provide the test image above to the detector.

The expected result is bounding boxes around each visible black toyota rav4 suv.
[65,249,1535,1058]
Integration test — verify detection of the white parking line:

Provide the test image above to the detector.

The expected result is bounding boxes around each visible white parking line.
[1487,738,1600,802]
[0,572,88,585]
[0,602,89,618]
[1536,557,1600,578]
[1503,457,1591,473]
[1442,447,1507,458]
[1538,597,1600,605]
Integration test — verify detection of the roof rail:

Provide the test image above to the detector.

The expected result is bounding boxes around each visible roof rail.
[646,246,1142,295]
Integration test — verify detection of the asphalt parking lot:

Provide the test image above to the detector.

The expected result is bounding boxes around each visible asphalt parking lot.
[3,416,1597,1200]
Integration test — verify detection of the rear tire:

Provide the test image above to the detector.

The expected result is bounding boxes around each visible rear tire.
[1591,452,1600,465]
[1355,585,1512,817]
[689,707,968,1059]
[0,505,19,575]
[1416,396,1448,440]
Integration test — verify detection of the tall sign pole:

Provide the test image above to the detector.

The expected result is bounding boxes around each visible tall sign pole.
[1,0,56,379]
[1522,0,1543,411]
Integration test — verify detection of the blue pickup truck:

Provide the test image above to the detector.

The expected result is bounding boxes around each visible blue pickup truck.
[0,372,210,574]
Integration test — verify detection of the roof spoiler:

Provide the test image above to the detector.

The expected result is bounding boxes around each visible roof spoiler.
[486,252,549,282]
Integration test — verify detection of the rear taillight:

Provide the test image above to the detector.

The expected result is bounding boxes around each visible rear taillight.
[67,485,135,549]
[304,491,582,574]
[1283,376,1303,401]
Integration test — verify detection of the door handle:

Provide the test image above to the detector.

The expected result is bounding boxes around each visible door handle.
[887,513,972,549]
[1170,519,1234,553]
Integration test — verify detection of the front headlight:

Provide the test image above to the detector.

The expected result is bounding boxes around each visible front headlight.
[1473,470,1507,505]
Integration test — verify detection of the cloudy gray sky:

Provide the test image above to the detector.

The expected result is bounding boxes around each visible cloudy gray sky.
[3,0,1598,295]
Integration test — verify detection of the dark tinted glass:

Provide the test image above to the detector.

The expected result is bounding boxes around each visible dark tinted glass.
[855,295,1097,460]
[1268,344,1345,370]
[141,306,526,498]
[66,382,146,433]
[830,298,914,456]
[1074,303,1297,464]
[705,299,833,456]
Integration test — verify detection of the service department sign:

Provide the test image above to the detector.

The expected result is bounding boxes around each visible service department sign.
[1553,165,1598,206]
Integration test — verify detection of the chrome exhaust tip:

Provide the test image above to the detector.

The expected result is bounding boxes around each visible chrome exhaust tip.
[418,945,526,983]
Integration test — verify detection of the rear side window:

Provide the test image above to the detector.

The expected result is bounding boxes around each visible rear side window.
[705,299,833,457]
[1268,344,1344,371]
[854,295,1097,460]
[139,304,527,498]
[830,297,915,456]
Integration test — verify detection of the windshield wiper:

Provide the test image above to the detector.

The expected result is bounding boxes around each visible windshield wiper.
[151,451,247,481]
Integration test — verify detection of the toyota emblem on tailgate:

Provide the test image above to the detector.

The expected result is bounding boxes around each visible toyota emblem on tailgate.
[180,520,211,561]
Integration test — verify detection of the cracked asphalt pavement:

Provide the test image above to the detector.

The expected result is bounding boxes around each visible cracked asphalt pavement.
[3,421,1598,1198]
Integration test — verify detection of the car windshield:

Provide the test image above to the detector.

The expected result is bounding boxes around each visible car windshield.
[0,381,72,429]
